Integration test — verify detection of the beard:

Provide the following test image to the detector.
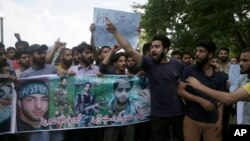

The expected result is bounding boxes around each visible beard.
[62,58,72,67]
[20,61,30,70]
[22,108,41,122]
[0,58,7,66]
[152,52,165,63]
[81,57,94,66]
[33,57,45,67]
[195,56,209,70]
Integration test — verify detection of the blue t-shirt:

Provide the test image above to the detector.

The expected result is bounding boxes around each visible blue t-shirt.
[180,65,228,123]
[20,64,57,78]
[141,56,185,117]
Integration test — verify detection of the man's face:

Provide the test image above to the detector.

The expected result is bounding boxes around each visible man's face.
[100,48,111,61]
[79,49,94,66]
[61,79,67,87]
[218,50,229,62]
[126,57,135,68]
[62,50,73,67]
[18,54,30,69]
[182,54,191,65]
[115,56,127,72]
[195,47,210,68]
[150,40,167,62]
[84,84,91,93]
[210,58,219,67]
[32,50,46,67]
[239,52,250,74]
[114,81,131,105]
[19,94,48,122]
[7,49,15,60]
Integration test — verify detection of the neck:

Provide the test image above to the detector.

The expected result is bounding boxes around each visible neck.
[80,61,90,68]
[160,56,169,64]
[61,63,70,71]
[203,63,213,77]
[114,101,127,111]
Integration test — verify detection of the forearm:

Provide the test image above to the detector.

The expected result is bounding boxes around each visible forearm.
[46,47,58,64]
[217,102,224,123]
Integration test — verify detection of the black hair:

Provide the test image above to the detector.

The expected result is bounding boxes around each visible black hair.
[84,82,92,88]
[77,42,93,54]
[196,39,217,54]
[99,46,111,54]
[171,50,183,58]
[72,46,78,53]
[112,52,127,63]
[142,43,151,55]
[60,76,67,82]
[241,47,250,54]
[218,47,229,54]
[60,48,71,56]
[151,35,171,49]
[182,51,192,59]
[15,41,29,49]
[7,47,16,52]
[14,48,29,59]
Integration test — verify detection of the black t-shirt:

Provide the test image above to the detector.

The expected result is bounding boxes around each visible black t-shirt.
[141,56,185,117]
[180,65,228,123]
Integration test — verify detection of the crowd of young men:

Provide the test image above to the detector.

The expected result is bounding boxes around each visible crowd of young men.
[0,17,249,141]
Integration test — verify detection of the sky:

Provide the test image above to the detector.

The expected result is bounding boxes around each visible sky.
[0,0,147,48]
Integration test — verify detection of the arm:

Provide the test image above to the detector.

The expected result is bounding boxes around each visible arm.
[106,18,142,65]
[186,77,250,105]
[89,23,99,63]
[215,102,223,135]
[46,39,66,64]
[177,81,216,112]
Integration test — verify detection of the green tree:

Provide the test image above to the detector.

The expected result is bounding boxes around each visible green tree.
[132,0,250,55]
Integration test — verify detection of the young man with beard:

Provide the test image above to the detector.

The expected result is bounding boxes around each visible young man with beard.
[16,80,49,131]
[106,18,185,141]
[178,39,228,141]
[14,48,30,78]
[218,47,230,73]
[68,42,99,76]
[20,44,57,78]
[185,48,250,105]
[56,48,73,75]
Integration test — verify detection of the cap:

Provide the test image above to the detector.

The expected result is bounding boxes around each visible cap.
[28,44,48,54]
[19,81,48,99]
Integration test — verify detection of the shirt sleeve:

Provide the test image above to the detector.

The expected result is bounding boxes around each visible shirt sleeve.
[243,83,250,95]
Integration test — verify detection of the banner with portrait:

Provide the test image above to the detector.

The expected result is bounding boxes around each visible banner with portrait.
[11,74,150,133]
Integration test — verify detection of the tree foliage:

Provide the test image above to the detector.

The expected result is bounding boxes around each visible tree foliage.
[132,0,250,55]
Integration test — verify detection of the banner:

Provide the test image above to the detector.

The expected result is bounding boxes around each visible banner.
[0,74,150,134]
[93,8,141,49]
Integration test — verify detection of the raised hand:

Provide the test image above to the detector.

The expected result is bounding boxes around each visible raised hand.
[105,17,116,33]
[14,33,21,41]
[89,23,96,33]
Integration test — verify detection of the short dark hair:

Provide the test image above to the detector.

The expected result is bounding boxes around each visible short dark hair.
[196,39,217,54]
[112,52,127,63]
[218,47,229,54]
[84,82,92,88]
[7,47,16,52]
[15,48,29,59]
[77,42,93,54]
[241,47,250,54]
[151,35,171,49]
[15,41,29,49]
[171,50,183,58]
[182,51,192,59]
[142,43,151,55]
[113,78,133,91]
[60,48,71,56]
[60,76,67,82]
[99,46,111,54]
